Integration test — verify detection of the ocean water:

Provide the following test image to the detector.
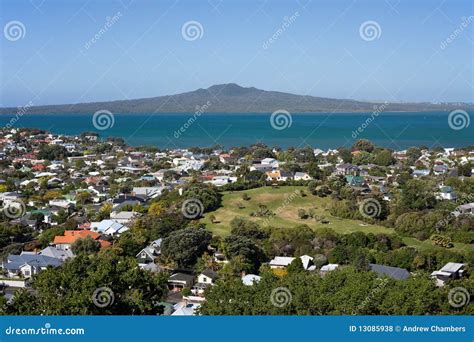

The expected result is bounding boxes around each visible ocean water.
[0,112,472,150]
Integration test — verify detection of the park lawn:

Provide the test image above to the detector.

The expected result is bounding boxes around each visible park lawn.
[202,186,474,253]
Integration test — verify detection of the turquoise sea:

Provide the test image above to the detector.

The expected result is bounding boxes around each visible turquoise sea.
[0,112,472,149]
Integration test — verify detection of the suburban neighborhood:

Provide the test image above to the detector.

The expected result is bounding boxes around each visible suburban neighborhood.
[0,127,472,315]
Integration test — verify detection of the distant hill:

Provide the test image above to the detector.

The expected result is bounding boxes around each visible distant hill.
[1,83,472,114]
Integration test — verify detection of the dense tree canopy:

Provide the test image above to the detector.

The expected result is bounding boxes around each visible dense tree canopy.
[1,252,168,315]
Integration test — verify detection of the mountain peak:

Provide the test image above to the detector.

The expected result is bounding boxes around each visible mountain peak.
[206,83,259,96]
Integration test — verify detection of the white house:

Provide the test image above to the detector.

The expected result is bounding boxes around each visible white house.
[90,219,129,236]
[110,211,140,225]
[269,255,315,270]
[431,262,465,286]
[294,172,312,181]
[436,186,457,201]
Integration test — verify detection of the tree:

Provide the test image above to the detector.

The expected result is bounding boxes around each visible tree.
[287,258,304,273]
[398,179,436,211]
[2,252,168,315]
[71,236,101,254]
[353,139,374,153]
[76,191,92,205]
[458,162,472,177]
[352,151,375,165]
[374,149,394,166]
[43,190,62,201]
[297,209,308,219]
[161,227,212,267]
[338,148,352,163]
[39,226,65,247]
[223,234,266,273]
[199,267,454,315]
[230,217,268,240]
[182,183,221,213]
[37,144,68,160]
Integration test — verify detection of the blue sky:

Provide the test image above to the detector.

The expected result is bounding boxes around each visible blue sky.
[0,0,473,107]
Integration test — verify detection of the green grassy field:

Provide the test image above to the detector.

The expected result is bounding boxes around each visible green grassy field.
[202,186,473,253]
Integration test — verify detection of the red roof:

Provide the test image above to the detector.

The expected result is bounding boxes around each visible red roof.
[53,230,110,248]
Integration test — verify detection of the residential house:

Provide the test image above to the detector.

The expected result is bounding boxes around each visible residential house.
[269,255,315,270]
[436,185,458,201]
[2,251,63,279]
[433,164,449,176]
[345,175,365,187]
[369,263,410,280]
[242,274,261,286]
[250,164,274,173]
[335,163,359,176]
[90,219,129,236]
[430,262,466,286]
[171,301,200,316]
[132,186,167,201]
[110,211,140,225]
[455,203,474,216]
[168,273,195,292]
[53,230,111,250]
[192,269,218,295]
[261,158,279,168]
[136,239,162,264]
[412,169,430,178]
[266,170,291,182]
[320,264,339,274]
[40,246,74,261]
[294,172,312,181]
